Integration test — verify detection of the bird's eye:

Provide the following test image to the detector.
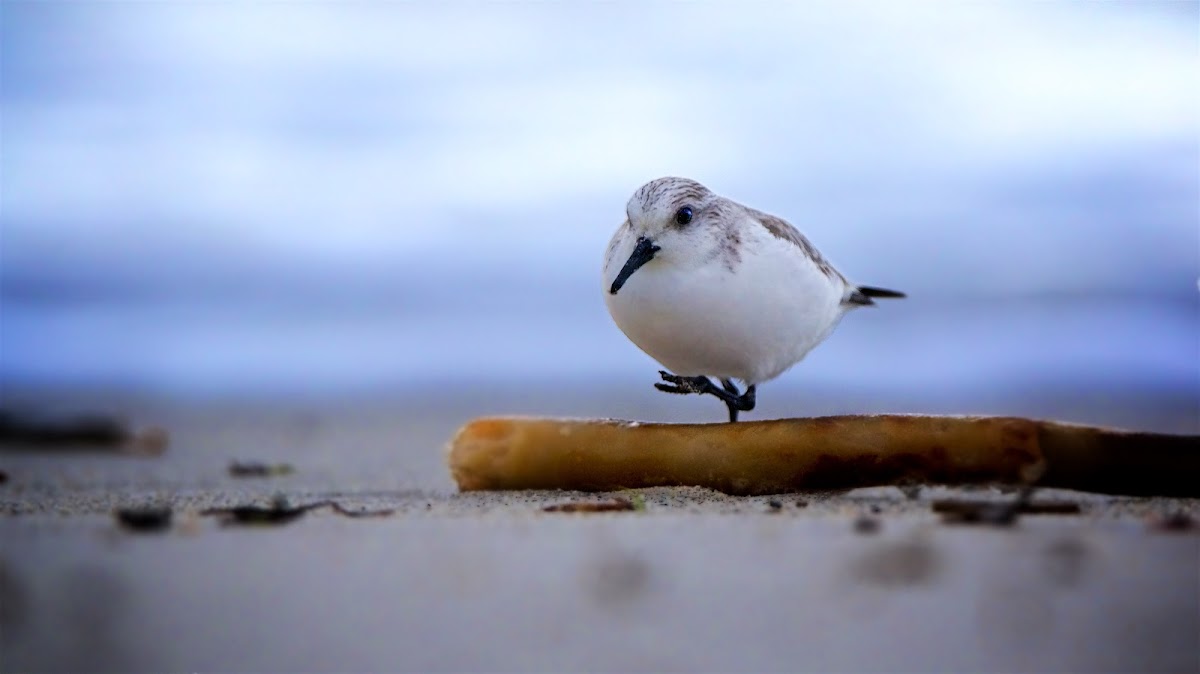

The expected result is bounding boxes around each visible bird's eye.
[674,206,693,226]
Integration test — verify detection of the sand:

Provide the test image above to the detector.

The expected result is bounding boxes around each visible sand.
[1,391,1197,672]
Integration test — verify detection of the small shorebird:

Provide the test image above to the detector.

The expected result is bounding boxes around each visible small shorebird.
[604,176,904,422]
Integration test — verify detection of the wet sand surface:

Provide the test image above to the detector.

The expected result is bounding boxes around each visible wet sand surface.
[1,390,1197,672]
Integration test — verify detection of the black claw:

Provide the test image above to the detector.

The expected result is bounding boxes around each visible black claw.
[656,371,709,394]
[652,372,758,423]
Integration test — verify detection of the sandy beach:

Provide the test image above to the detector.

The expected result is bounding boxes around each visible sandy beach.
[2,387,1197,672]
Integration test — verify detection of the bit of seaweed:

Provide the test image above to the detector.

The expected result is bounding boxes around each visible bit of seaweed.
[202,496,322,526]
[200,498,398,525]
[228,462,296,478]
[1,410,128,446]
[115,507,173,532]
[328,502,395,518]
[0,410,167,455]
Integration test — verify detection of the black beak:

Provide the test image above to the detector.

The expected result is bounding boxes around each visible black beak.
[609,236,660,295]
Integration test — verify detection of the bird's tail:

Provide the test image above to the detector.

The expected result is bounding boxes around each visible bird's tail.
[845,285,906,306]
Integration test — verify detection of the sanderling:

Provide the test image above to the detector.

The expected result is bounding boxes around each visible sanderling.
[603,176,904,422]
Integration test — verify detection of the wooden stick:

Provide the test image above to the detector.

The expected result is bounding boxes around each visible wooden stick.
[446,415,1199,497]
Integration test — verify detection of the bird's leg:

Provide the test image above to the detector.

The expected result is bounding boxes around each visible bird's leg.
[654,371,757,422]
[720,379,747,423]
[719,379,757,422]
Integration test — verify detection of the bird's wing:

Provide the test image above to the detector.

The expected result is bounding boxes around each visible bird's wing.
[748,207,904,307]
[748,207,847,285]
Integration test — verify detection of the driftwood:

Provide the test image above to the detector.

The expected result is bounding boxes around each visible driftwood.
[447,415,1200,497]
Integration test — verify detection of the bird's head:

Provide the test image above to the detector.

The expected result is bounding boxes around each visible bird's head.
[608,177,727,295]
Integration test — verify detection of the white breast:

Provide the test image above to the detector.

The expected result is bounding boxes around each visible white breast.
[604,222,849,384]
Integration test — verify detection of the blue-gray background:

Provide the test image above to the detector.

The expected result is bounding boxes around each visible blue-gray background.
[2,2,1197,427]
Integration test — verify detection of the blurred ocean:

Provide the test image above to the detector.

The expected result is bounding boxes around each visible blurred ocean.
[1,2,1197,426]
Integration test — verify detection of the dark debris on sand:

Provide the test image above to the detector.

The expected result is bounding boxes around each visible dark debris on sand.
[1148,511,1194,532]
[201,497,395,525]
[0,409,167,455]
[201,497,323,526]
[544,498,637,513]
[933,487,1082,526]
[114,507,173,532]
[228,461,296,478]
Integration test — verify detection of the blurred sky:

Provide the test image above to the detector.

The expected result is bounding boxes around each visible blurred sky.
[1,2,1197,408]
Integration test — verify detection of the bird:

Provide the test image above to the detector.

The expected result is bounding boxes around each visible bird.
[603,176,904,422]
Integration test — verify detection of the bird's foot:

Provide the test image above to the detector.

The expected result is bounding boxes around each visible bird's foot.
[653,371,756,423]
[653,371,711,395]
